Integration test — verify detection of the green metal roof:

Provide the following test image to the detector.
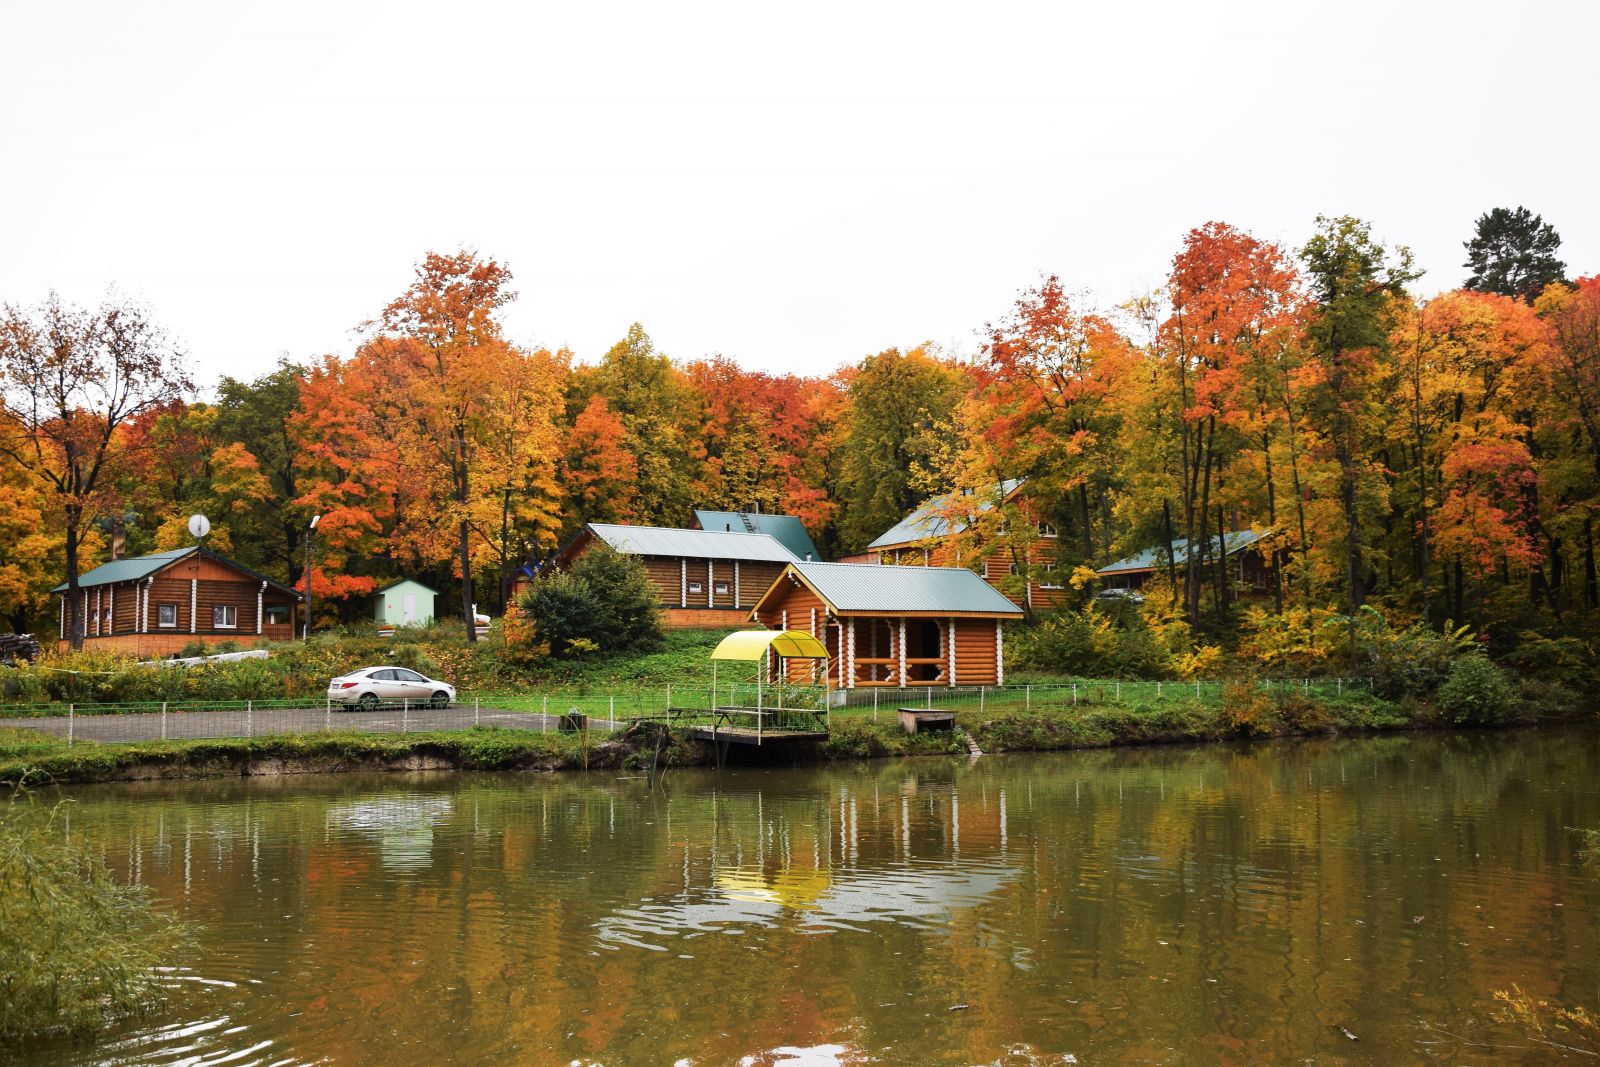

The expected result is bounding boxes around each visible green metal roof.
[51,547,302,597]
[694,510,822,561]
[787,562,1023,617]
[1096,529,1268,576]
[51,548,197,593]
[588,523,799,564]
[866,478,1025,550]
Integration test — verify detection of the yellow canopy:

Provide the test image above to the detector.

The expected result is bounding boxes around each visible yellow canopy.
[711,629,829,662]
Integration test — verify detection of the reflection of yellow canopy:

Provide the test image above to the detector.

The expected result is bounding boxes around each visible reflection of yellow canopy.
[711,629,828,662]
[715,867,831,910]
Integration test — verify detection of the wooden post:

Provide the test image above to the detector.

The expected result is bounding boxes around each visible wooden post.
[189,578,197,634]
[897,618,907,687]
[734,560,740,608]
[846,618,856,690]
[947,617,955,687]
[996,620,1005,686]
[680,559,687,608]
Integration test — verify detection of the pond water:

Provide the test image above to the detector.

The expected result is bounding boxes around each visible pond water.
[18,728,1600,1065]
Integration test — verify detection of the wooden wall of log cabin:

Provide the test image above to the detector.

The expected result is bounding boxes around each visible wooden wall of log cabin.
[754,573,825,630]
[112,581,139,632]
[640,556,684,606]
[950,618,1000,685]
[195,579,260,633]
[738,561,785,606]
[148,578,194,633]
[709,560,736,608]
[157,555,248,583]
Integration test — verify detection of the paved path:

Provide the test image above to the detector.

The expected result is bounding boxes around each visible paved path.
[7,705,626,744]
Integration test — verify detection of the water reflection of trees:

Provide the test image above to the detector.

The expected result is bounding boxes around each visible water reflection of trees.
[49,729,1600,1065]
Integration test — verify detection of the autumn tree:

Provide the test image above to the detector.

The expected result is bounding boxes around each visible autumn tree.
[212,360,306,578]
[577,324,702,527]
[372,251,519,641]
[1298,216,1418,646]
[832,346,964,552]
[0,294,190,648]
[1161,224,1303,622]
[973,276,1131,579]
[1464,207,1567,303]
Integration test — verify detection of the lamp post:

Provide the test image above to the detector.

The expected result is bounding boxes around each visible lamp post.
[304,514,320,639]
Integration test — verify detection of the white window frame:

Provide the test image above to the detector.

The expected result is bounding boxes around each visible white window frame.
[687,581,704,595]
[714,581,730,596]
[212,604,238,629]
[1039,520,1058,538]
[158,603,179,628]
[1039,562,1064,590]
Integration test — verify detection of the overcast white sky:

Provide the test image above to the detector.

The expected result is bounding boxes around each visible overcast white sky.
[1,0,1593,387]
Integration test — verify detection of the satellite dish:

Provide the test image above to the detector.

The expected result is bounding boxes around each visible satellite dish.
[187,514,211,539]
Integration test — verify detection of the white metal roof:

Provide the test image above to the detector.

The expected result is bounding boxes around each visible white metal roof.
[586,523,800,563]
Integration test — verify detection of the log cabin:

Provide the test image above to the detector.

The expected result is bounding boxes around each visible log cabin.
[859,479,1070,611]
[551,523,800,629]
[751,561,1024,687]
[1095,529,1277,596]
[52,547,301,654]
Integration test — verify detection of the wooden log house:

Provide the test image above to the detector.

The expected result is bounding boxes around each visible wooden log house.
[52,547,301,655]
[552,523,800,629]
[751,561,1024,687]
[858,478,1070,611]
[1096,529,1276,595]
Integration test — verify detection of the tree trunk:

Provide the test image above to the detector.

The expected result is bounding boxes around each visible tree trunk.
[1162,499,1179,606]
[1585,514,1598,610]
[1261,427,1284,614]
[1215,502,1229,616]
[64,514,84,650]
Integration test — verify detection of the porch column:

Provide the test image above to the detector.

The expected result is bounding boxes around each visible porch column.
[58,595,64,640]
[707,561,713,607]
[142,578,153,633]
[947,617,956,686]
[846,617,855,690]
[734,560,741,608]
[897,618,907,686]
[190,579,197,633]
[996,620,1005,685]
[108,585,115,634]
[679,559,687,608]
[257,581,265,634]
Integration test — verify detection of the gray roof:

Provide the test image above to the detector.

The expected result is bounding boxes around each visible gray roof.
[786,562,1023,617]
[587,523,799,564]
[866,478,1025,550]
[52,547,301,596]
[694,510,822,562]
[1096,529,1268,576]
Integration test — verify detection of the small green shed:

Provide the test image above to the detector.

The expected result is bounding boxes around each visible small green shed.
[374,579,438,627]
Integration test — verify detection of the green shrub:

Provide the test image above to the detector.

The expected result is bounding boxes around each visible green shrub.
[514,547,663,661]
[1437,654,1518,726]
[0,787,189,1042]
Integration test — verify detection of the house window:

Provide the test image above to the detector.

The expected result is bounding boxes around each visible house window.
[688,581,704,595]
[265,605,291,625]
[212,604,238,629]
[714,582,730,596]
[1040,562,1063,590]
[158,603,178,628]
[1039,521,1058,538]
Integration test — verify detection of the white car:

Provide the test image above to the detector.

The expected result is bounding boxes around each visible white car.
[327,667,456,710]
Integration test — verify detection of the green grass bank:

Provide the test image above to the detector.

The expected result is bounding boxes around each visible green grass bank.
[3,679,1585,787]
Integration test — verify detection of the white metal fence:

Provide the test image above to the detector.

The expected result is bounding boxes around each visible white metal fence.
[2,677,1375,746]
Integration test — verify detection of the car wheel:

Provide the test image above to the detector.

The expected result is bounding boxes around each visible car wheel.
[358,692,380,711]
[430,690,450,708]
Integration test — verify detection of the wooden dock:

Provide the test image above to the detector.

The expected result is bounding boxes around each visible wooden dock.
[685,705,829,746]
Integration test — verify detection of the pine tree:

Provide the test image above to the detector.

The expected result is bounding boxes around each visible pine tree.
[1463,207,1566,303]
